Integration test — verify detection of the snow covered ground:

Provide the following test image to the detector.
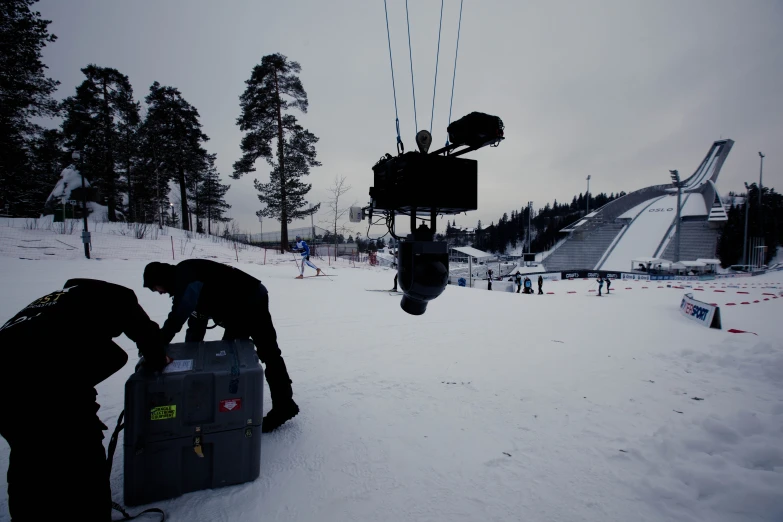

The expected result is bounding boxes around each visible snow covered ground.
[0,222,782,522]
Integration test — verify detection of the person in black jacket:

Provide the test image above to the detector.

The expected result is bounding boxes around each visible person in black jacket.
[537,275,544,295]
[143,259,298,433]
[0,278,167,522]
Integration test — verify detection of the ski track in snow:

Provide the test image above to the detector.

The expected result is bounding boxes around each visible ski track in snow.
[0,232,781,521]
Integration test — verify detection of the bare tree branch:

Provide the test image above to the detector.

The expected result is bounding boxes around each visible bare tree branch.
[319,175,354,260]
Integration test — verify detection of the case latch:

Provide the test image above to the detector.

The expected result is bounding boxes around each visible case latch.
[193,426,204,458]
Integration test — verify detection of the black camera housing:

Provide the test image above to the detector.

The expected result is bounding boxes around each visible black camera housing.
[397,240,449,316]
[363,112,504,316]
[370,152,477,214]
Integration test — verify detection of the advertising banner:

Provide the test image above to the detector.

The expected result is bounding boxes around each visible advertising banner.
[679,293,721,329]
[650,275,700,281]
[562,271,620,280]
[621,273,650,281]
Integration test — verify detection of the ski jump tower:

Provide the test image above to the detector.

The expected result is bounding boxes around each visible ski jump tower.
[542,139,734,272]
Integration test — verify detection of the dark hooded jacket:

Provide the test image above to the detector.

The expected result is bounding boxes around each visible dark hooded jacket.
[0,278,164,387]
[144,259,264,345]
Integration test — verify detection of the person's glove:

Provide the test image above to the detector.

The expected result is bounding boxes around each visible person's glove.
[137,342,170,372]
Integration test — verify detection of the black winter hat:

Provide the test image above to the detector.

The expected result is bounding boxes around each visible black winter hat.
[143,262,174,289]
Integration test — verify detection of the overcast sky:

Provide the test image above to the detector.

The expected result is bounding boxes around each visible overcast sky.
[35,0,782,238]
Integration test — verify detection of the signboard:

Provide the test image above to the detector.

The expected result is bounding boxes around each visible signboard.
[561,271,619,280]
[622,273,650,281]
[650,275,700,281]
[679,293,721,329]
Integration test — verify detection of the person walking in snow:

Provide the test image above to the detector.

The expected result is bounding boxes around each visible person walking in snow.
[514,272,522,293]
[391,253,399,292]
[597,276,604,296]
[0,278,168,521]
[537,275,544,295]
[143,259,299,433]
[605,276,612,294]
[292,234,322,279]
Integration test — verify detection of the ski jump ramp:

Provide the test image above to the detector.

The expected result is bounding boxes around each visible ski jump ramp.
[543,140,733,273]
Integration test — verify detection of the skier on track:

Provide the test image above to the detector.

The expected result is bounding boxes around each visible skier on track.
[597,276,604,297]
[293,235,322,279]
[605,276,612,294]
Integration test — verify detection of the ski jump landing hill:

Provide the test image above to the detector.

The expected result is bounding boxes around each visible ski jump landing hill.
[543,139,734,273]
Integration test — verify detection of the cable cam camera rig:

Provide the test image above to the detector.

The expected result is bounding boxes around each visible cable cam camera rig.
[351,111,504,316]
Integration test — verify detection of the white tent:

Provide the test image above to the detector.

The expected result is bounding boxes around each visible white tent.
[630,257,669,272]
[450,246,494,262]
[696,258,720,273]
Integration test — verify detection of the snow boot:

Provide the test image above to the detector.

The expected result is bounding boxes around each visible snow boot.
[262,359,299,432]
[316,268,323,276]
[262,399,299,433]
[295,275,303,279]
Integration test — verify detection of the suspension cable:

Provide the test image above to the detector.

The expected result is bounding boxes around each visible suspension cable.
[429,0,444,135]
[446,0,464,146]
[405,0,418,136]
[383,0,403,152]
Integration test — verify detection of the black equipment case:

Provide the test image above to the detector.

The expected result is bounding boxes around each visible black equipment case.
[123,339,263,506]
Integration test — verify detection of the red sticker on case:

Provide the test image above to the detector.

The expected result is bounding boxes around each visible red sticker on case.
[219,398,242,412]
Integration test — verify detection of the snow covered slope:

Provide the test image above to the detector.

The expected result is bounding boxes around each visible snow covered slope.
[0,223,781,522]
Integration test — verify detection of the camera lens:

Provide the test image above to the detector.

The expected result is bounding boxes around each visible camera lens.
[398,241,449,316]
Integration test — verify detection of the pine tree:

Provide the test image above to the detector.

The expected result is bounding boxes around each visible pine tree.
[196,154,231,235]
[61,65,138,221]
[717,204,743,267]
[130,122,168,225]
[0,0,60,216]
[251,121,321,248]
[233,53,319,252]
[141,81,209,230]
[115,96,141,221]
[27,128,66,214]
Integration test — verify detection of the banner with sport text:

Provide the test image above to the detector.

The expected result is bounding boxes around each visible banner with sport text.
[679,293,721,329]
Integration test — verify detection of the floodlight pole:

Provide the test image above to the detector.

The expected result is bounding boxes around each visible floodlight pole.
[670,170,681,263]
[743,182,750,266]
[586,175,591,214]
[758,152,765,232]
[73,151,90,259]
[527,201,532,256]
[758,152,764,206]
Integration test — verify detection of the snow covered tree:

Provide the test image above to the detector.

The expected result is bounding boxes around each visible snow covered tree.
[61,65,138,221]
[26,128,66,214]
[0,0,60,216]
[233,53,320,251]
